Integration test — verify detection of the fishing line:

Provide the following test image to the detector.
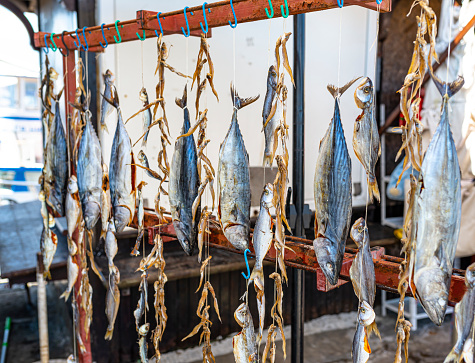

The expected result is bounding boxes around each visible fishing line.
[445,0,455,95]
[337,9,343,93]
[233,27,236,106]
[141,42,144,88]
[72,295,77,361]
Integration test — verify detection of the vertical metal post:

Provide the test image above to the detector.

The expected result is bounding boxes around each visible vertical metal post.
[292,13,305,363]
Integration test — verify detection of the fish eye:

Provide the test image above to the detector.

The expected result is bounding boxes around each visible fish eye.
[361,308,365,313]
[358,226,364,233]
[364,87,370,93]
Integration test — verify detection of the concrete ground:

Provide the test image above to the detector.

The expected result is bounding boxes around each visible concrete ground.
[0,280,455,363]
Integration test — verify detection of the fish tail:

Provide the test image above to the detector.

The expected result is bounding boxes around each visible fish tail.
[248,266,264,286]
[104,327,114,340]
[368,175,380,203]
[367,320,381,340]
[59,288,71,301]
[230,83,260,110]
[175,85,187,109]
[443,348,460,363]
[430,71,464,99]
[100,121,109,134]
[263,153,273,167]
[327,77,362,99]
[100,229,107,243]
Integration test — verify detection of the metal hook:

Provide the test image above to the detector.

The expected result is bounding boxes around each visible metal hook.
[114,20,123,43]
[181,6,192,37]
[136,30,146,41]
[58,31,70,57]
[281,0,289,17]
[99,23,108,48]
[49,33,57,51]
[265,0,274,18]
[154,12,164,37]
[375,0,382,4]
[43,34,49,54]
[80,27,89,51]
[229,0,238,28]
[200,2,211,34]
[241,249,252,279]
[337,0,344,8]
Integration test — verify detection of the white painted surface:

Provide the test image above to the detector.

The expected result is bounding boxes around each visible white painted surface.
[93,1,378,209]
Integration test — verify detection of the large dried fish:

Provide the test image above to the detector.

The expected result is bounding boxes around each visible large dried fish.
[233,303,258,363]
[104,265,120,340]
[353,77,380,203]
[169,86,200,255]
[217,86,259,251]
[109,87,136,232]
[77,112,103,230]
[313,79,358,285]
[410,74,464,325]
[352,301,375,363]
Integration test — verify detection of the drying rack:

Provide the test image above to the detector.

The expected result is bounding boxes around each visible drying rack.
[35,1,472,363]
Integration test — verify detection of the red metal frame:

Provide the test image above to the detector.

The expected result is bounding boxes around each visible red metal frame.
[34,0,390,51]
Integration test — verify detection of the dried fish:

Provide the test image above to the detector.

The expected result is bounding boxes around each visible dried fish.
[131,181,147,256]
[104,265,120,340]
[100,69,114,133]
[232,303,258,363]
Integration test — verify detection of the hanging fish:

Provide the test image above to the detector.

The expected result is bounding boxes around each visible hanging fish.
[168,86,200,255]
[77,111,103,230]
[249,183,274,342]
[134,271,149,330]
[109,87,136,233]
[353,77,381,203]
[262,65,280,167]
[41,226,57,279]
[45,102,68,216]
[217,85,259,251]
[100,163,111,241]
[313,79,358,285]
[138,323,150,363]
[411,74,464,325]
[105,265,120,340]
[105,220,118,274]
[131,181,147,256]
[139,88,153,147]
[137,151,161,181]
[233,302,258,363]
[444,262,475,362]
[65,175,81,250]
[349,218,380,338]
[100,69,114,133]
[60,254,79,301]
[352,301,375,363]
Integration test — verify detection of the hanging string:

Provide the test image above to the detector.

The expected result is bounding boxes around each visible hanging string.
[186,37,189,91]
[445,0,455,94]
[337,9,343,93]
[233,28,236,107]
[141,42,144,88]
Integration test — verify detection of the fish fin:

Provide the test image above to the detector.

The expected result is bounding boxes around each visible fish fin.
[175,85,187,109]
[367,320,381,340]
[363,330,372,354]
[104,327,114,340]
[248,266,264,286]
[327,77,362,99]
[100,228,107,243]
[443,348,460,363]
[100,121,109,134]
[368,175,380,203]
[430,71,464,98]
[230,83,260,110]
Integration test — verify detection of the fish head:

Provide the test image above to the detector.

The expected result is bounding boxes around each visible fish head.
[173,220,195,256]
[68,175,78,194]
[139,323,150,336]
[350,217,368,247]
[139,87,148,102]
[224,225,249,251]
[84,202,101,230]
[234,303,249,327]
[260,183,274,208]
[113,206,131,233]
[358,301,375,326]
[267,65,278,89]
[313,236,341,285]
[138,150,146,164]
[355,77,373,109]
[107,219,116,233]
[466,262,475,288]
[104,69,113,81]
[416,268,448,326]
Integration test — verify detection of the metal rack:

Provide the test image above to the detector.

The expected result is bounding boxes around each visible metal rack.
[33,1,401,362]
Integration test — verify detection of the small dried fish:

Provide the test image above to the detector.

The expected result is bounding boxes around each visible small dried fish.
[352,301,375,363]
[65,175,81,245]
[104,265,120,340]
[131,181,147,256]
[232,303,258,363]
[100,163,110,241]
[134,271,149,330]
[105,220,118,273]
[100,70,114,133]
[41,227,57,279]
[137,150,161,180]
[60,255,79,301]
[138,323,150,363]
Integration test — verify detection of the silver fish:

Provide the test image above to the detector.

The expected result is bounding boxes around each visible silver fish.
[352,301,375,363]
[41,226,57,279]
[217,85,259,251]
[105,220,118,273]
[411,74,464,325]
[65,175,81,243]
[137,151,161,181]
[134,271,149,330]
[131,181,147,256]
[249,183,274,341]
[60,254,79,301]
[46,102,68,216]
[168,86,200,255]
[109,87,136,232]
[100,69,114,133]
[444,262,475,362]
[313,79,358,285]
[262,65,279,166]
[139,323,150,363]
[77,111,103,230]
[105,265,120,340]
[140,88,152,147]
[100,163,111,241]
[353,77,381,203]
[233,302,258,363]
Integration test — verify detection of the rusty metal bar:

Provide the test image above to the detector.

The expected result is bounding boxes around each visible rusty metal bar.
[33,0,390,51]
